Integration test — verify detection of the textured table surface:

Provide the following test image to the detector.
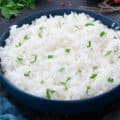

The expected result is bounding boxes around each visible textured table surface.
[0,0,120,120]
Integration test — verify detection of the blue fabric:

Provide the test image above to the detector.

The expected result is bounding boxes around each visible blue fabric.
[0,97,25,120]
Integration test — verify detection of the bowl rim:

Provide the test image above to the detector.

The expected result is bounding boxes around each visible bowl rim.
[0,8,120,103]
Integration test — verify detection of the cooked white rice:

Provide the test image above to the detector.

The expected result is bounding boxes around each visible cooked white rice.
[0,12,120,100]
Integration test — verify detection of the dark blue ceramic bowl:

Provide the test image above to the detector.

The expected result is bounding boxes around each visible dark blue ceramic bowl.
[0,9,120,113]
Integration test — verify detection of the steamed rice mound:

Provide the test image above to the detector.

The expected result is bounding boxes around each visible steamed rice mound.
[0,12,120,100]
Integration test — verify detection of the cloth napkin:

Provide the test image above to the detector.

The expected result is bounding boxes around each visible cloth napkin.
[0,97,25,120]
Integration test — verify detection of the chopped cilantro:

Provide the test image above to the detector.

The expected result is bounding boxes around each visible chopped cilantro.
[24,34,30,40]
[85,23,94,27]
[24,71,31,77]
[16,56,24,64]
[104,50,112,56]
[48,55,54,59]
[86,86,91,94]
[78,68,82,74]
[40,80,44,84]
[15,42,21,48]
[38,27,44,38]
[30,54,37,64]
[66,76,71,82]
[87,41,91,48]
[38,32,42,38]
[107,77,114,83]
[60,82,68,90]
[90,73,97,79]
[39,27,44,30]
[93,66,98,70]
[100,31,106,37]
[65,48,70,53]
[58,67,65,72]
[60,76,71,90]
[46,88,55,99]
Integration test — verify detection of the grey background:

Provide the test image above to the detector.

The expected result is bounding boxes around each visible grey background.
[0,0,120,120]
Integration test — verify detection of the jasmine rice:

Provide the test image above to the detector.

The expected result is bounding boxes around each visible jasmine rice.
[0,12,120,100]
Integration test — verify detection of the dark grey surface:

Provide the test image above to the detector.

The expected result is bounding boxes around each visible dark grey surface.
[0,0,120,120]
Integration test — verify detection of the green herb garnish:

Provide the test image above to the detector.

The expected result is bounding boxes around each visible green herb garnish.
[78,68,82,74]
[48,55,54,59]
[107,77,114,83]
[16,56,24,64]
[104,50,112,56]
[85,23,94,27]
[24,34,30,40]
[38,27,44,38]
[60,76,71,90]
[93,66,98,70]
[58,67,65,72]
[15,42,21,48]
[46,88,55,99]
[24,71,31,77]
[40,80,44,84]
[86,86,91,94]
[65,48,70,53]
[0,0,35,19]
[100,31,106,37]
[38,32,42,38]
[30,54,37,64]
[39,27,44,30]
[87,41,91,48]
[66,76,71,82]
[90,73,97,79]
[60,81,68,90]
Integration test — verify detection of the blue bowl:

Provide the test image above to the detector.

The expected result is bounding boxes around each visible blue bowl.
[0,9,120,113]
